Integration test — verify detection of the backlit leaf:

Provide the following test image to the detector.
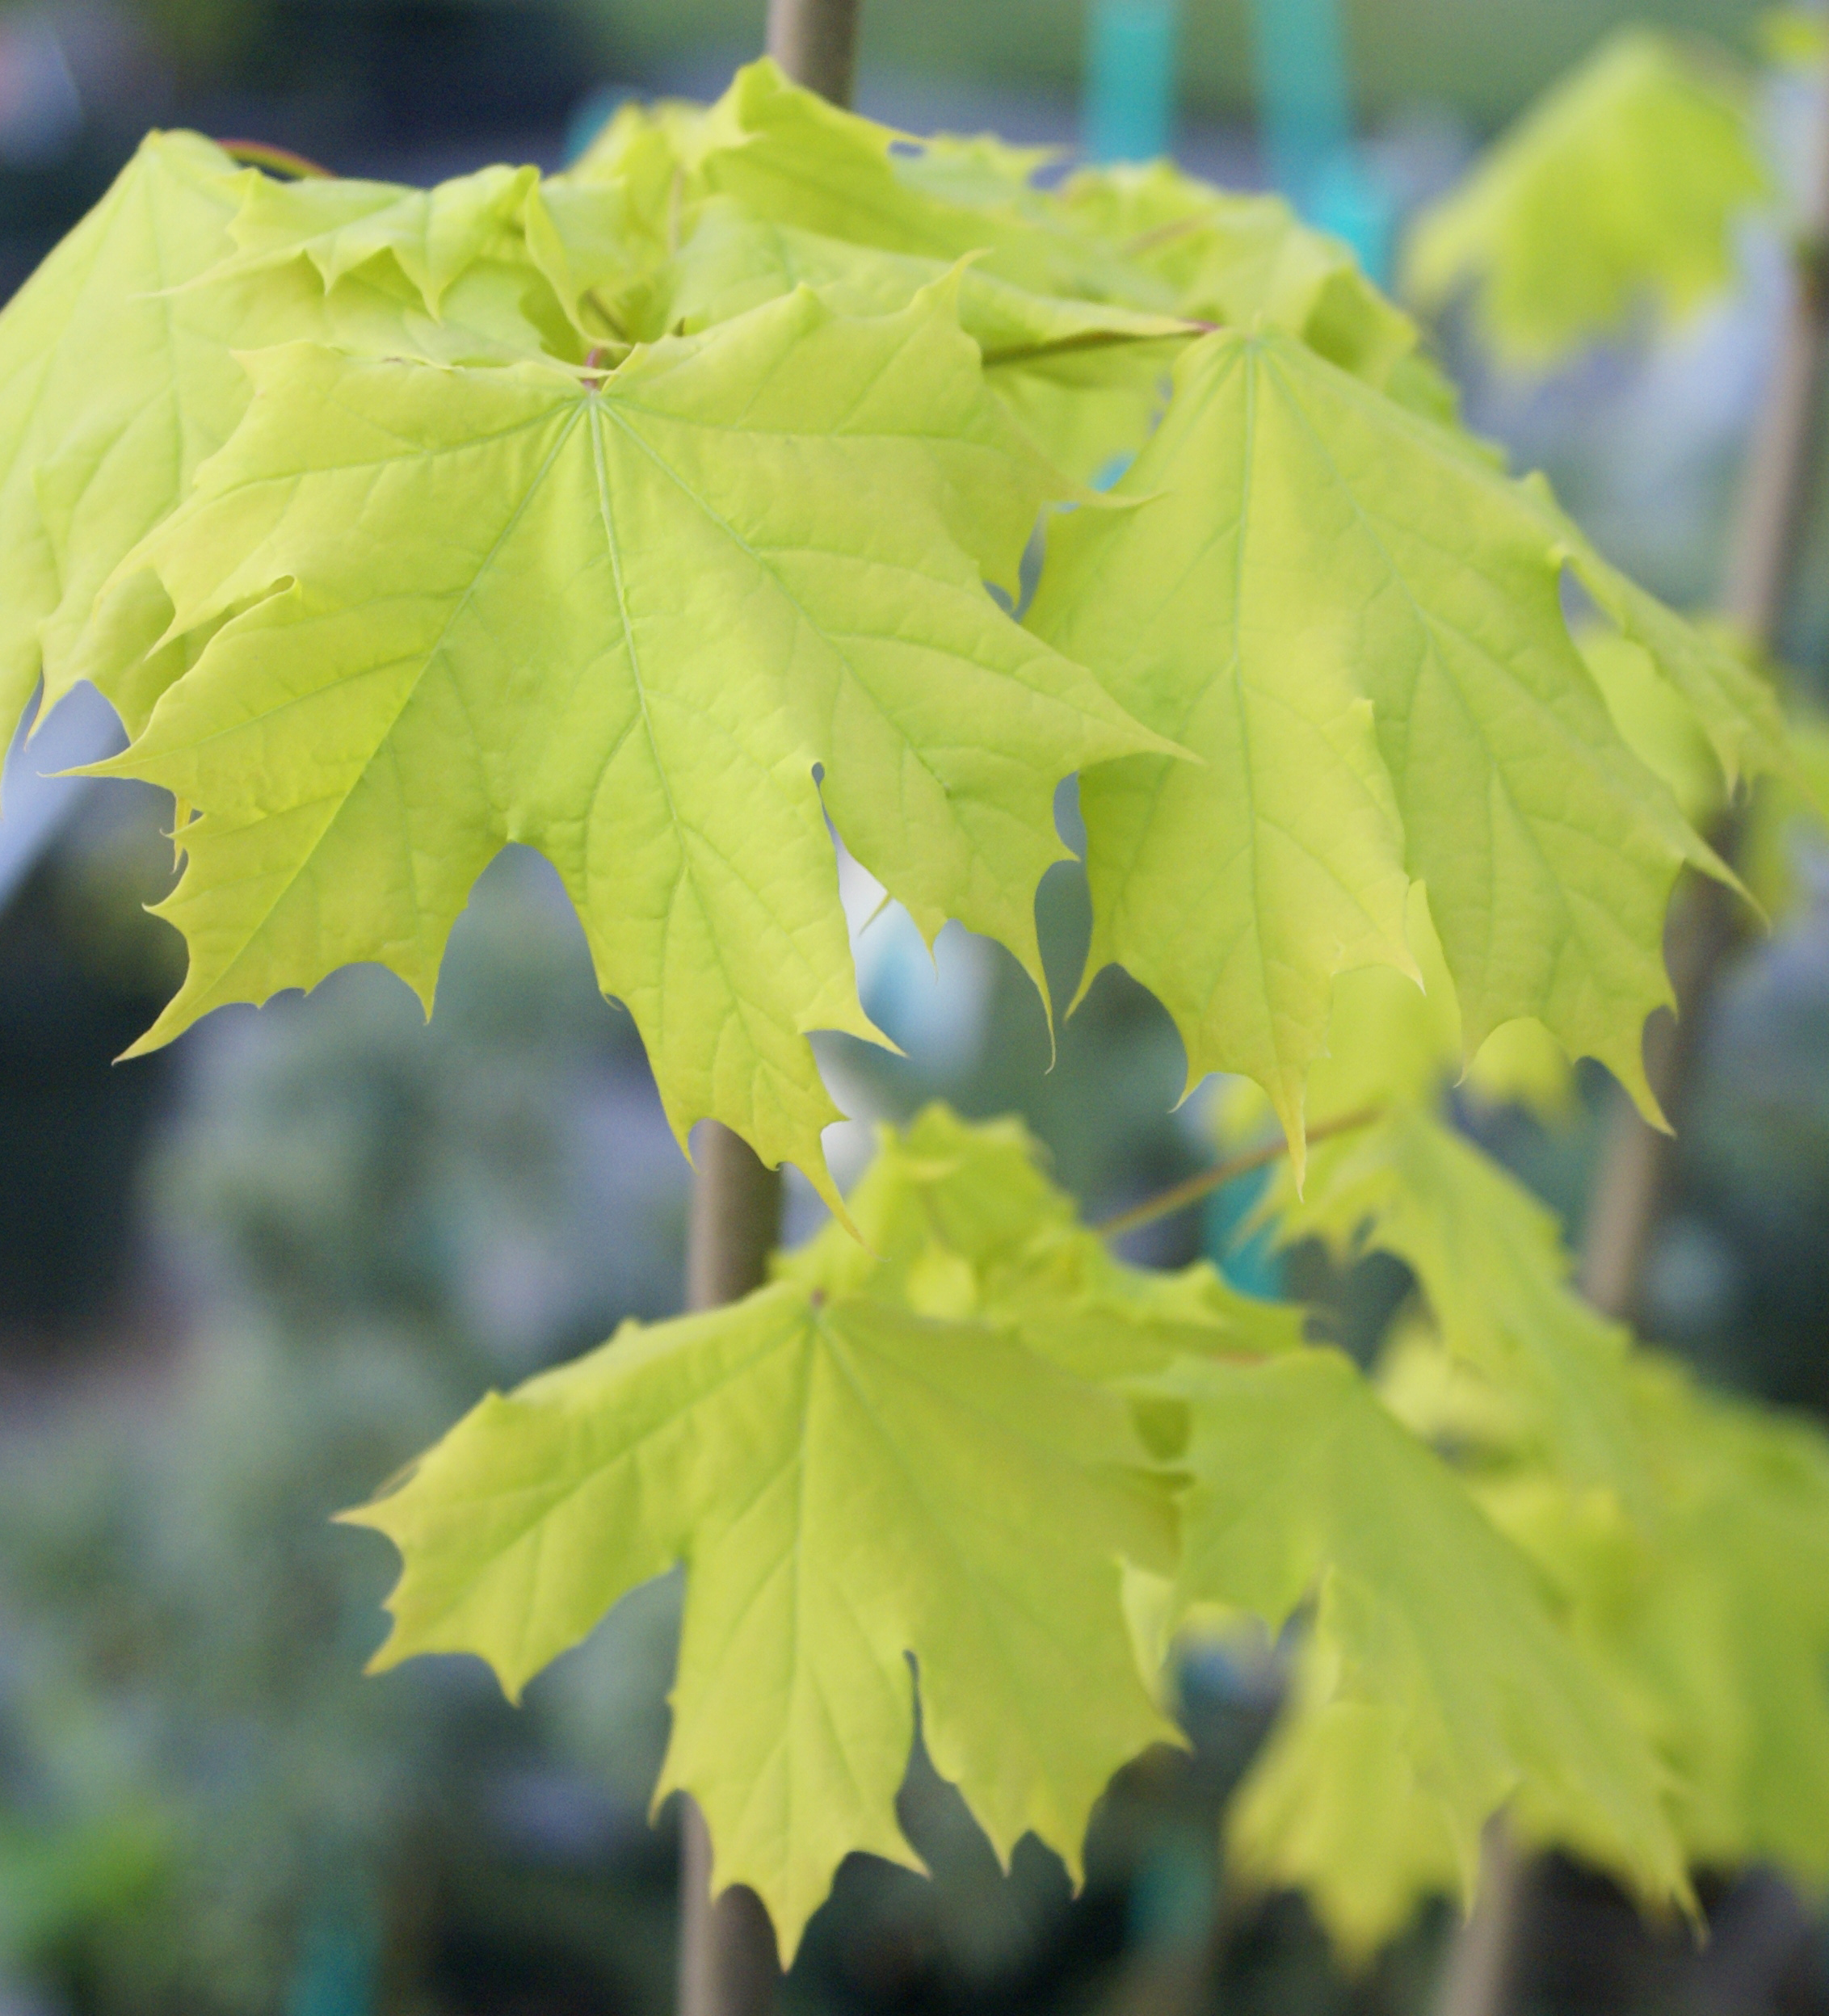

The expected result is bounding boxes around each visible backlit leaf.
[780,1102,1302,1377]
[1282,1111,1646,1502]
[1168,1348,1690,1915]
[1406,29,1771,364]
[343,1279,1180,1959]
[0,135,574,755]
[97,292,1166,1197]
[1028,329,1756,1165]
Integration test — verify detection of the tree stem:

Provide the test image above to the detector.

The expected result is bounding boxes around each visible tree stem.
[675,11,862,2009]
[1433,47,1829,2016]
[676,1122,784,2016]
[767,0,863,107]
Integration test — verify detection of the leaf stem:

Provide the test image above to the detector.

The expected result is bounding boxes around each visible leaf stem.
[1094,1105,1381,1241]
[218,140,333,180]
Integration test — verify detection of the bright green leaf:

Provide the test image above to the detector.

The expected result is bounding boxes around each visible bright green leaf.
[1028,329,1749,1162]
[1280,1110,1646,1502]
[1168,1347,1690,1916]
[1477,1363,1829,1888]
[342,1279,1180,1959]
[620,197,1192,479]
[0,134,580,759]
[1058,161,1419,390]
[98,291,1167,1199]
[0,131,259,750]
[1406,29,1772,365]
[781,1102,1302,1380]
[1225,1677,1461,1967]
[1579,628,1726,824]
[200,162,542,312]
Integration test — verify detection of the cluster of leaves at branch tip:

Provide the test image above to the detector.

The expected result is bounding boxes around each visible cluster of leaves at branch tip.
[4,41,1828,1966]
[337,1069,1829,1960]
[0,52,1797,1212]
[1209,926,1829,1961]
[343,1100,1697,1960]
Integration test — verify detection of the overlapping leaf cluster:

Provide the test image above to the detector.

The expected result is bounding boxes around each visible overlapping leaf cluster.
[1215,929,1829,1959]
[0,55,1793,1199]
[347,1104,1693,1958]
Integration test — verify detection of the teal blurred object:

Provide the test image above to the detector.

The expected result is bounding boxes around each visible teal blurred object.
[1246,0,1394,279]
[1205,1164,1285,1299]
[1083,0,1182,162]
[287,1883,380,2016]
[565,81,629,162]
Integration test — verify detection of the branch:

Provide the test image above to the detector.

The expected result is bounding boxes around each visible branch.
[1095,1106,1381,1241]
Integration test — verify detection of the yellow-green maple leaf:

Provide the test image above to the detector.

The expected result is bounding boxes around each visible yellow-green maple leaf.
[198,158,637,350]
[1474,1363,1829,1889]
[97,291,1167,1199]
[1406,29,1772,365]
[342,1280,1180,1959]
[1382,1334,1829,1906]
[1167,1347,1689,1916]
[1280,1111,1646,1505]
[197,162,542,312]
[645,61,1158,308]
[1225,1682,1461,1967]
[0,131,275,749]
[779,1102,1302,1376]
[626,196,1187,361]
[616,197,1192,481]
[1028,328,1764,1166]
[0,132,575,756]
[1057,160,1419,391]
[1209,884,1574,1144]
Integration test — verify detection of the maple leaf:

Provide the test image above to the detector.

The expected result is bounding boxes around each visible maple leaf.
[1027,328,1769,1167]
[0,134,577,758]
[200,158,637,350]
[574,75,1466,480]
[1281,1111,1646,1504]
[0,131,259,751]
[1406,28,1771,365]
[97,290,1168,1199]
[1469,1361,1829,1888]
[631,60,1156,307]
[1579,628,1727,825]
[627,197,1188,363]
[1057,161,1424,397]
[1382,1333,1829,1905]
[195,162,543,312]
[1225,1678,1461,1966]
[341,1280,1180,1959]
[615,198,1192,481]
[1209,883,1574,1145]
[1167,1347,1691,1917]
[779,1102,1303,1376]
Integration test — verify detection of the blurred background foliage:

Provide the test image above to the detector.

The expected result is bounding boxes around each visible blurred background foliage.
[0,2,1827,2014]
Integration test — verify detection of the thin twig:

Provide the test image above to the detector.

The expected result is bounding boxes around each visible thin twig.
[1121,214,1209,259]
[218,140,333,180]
[1095,1106,1381,1241]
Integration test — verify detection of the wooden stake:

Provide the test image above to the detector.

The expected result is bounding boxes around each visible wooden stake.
[675,1123,784,2016]
[767,0,862,107]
